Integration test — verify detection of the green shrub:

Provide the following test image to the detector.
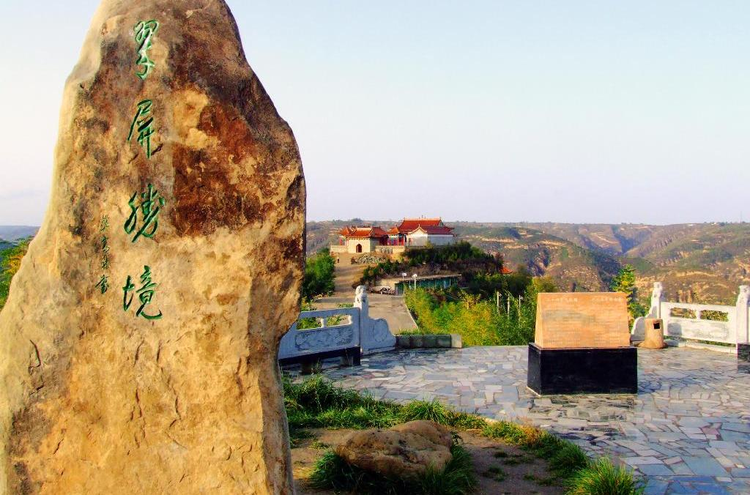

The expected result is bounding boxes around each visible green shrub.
[302,249,336,299]
[359,241,503,286]
[548,442,590,478]
[403,284,544,347]
[400,399,452,424]
[567,458,644,495]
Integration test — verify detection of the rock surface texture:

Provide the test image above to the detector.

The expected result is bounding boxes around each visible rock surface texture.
[335,420,453,479]
[0,1,305,493]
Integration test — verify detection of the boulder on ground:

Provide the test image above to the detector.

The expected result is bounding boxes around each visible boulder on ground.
[335,420,453,479]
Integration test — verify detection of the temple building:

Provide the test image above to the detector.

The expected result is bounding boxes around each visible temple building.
[331,218,456,254]
[387,218,456,247]
[335,226,389,253]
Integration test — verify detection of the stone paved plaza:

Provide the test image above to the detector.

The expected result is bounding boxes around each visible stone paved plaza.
[324,346,750,494]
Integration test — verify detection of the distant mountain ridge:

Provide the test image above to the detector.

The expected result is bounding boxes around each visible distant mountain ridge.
[0,226,38,242]
[306,220,750,304]
[4,222,747,304]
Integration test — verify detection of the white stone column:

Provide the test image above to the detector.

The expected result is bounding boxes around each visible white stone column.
[354,285,369,321]
[736,286,750,344]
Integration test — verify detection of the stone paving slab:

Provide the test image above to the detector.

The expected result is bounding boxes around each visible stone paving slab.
[323,346,750,494]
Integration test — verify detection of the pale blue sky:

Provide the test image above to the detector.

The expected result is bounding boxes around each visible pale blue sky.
[0,1,748,225]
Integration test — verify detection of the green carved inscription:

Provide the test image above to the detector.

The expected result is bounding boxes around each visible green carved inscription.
[124,183,165,243]
[128,99,155,158]
[123,265,163,320]
[134,20,159,80]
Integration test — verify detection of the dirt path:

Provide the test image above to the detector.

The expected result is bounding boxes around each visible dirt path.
[292,428,564,494]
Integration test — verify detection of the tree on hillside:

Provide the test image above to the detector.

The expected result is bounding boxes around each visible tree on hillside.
[610,265,647,319]
[0,238,32,310]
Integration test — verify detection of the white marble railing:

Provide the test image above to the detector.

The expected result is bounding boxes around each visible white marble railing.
[278,286,396,362]
[633,283,750,345]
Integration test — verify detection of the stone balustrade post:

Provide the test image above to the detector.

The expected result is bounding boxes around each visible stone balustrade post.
[354,285,369,322]
[736,286,750,344]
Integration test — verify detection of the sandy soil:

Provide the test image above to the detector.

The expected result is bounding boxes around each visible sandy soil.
[292,428,564,494]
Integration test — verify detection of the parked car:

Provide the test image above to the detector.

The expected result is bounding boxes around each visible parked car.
[370,286,394,295]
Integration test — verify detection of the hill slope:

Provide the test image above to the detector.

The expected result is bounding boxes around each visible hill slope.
[306,220,750,303]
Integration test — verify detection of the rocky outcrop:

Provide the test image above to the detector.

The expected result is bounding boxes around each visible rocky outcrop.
[335,420,453,479]
[0,0,305,493]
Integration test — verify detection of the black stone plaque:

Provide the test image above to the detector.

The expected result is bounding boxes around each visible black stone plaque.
[738,343,750,362]
[527,343,638,394]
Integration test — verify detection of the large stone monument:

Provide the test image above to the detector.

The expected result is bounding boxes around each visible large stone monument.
[0,1,304,493]
[527,293,637,394]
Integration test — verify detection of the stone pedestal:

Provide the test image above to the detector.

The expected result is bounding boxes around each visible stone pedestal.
[527,292,638,395]
[739,343,750,362]
[527,344,638,395]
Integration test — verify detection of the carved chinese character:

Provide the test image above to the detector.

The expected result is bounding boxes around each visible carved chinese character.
[95,274,109,295]
[128,99,155,158]
[134,20,159,80]
[123,183,165,243]
[123,266,163,320]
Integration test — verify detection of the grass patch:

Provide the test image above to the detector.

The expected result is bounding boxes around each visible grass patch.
[482,421,592,479]
[310,444,476,495]
[567,458,644,494]
[482,466,506,482]
[285,376,641,492]
[523,472,558,486]
[283,375,401,439]
[400,399,452,424]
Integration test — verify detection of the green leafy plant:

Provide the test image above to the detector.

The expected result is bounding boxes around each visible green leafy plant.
[610,265,647,321]
[400,399,452,424]
[403,287,537,346]
[567,458,644,495]
[302,248,336,300]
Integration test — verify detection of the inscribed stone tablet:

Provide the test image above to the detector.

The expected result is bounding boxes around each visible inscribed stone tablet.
[535,293,630,349]
[0,0,304,492]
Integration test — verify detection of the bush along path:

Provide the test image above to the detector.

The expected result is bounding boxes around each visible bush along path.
[284,376,644,495]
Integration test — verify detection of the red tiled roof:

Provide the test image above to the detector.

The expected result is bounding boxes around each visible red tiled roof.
[501,267,513,275]
[391,218,454,235]
[339,226,389,238]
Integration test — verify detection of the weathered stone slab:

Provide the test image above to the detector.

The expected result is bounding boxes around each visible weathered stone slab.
[0,0,304,493]
[535,292,630,349]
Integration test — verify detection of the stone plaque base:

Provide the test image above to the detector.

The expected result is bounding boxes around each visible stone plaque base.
[527,343,637,395]
[738,343,750,362]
